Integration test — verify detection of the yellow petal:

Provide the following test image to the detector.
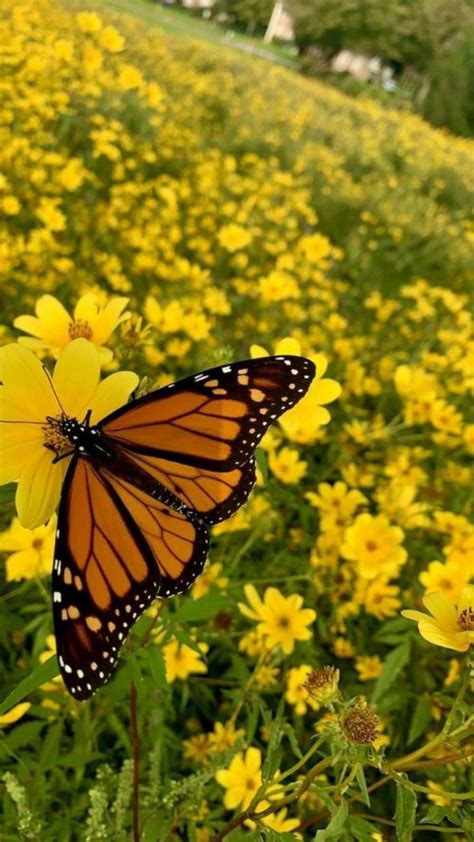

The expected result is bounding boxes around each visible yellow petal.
[92,298,130,344]
[274,337,301,356]
[16,448,67,529]
[13,314,45,338]
[250,344,269,359]
[311,353,328,379]
[0,343,56,420]
[458,585,474,613]
[245,747,262,774]
[52,339,100,419]
[312,378,342,405]
[89,371,139,423]
[0,702,31,726]
[418,620,469,652]
[73,294,99,324]
[34,295,72,345]
[0,423,44,484]
[422,592,458,628]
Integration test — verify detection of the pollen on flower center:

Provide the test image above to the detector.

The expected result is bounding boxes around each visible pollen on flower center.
[42,415,72,456]
[458,606,474,631]
[68,319,93,340]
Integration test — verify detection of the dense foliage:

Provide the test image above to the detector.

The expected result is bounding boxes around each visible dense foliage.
[0,1,473,839]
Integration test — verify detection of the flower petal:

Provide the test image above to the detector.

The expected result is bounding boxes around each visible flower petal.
[275,337,301,356]
[35,295,72,344]
[52,339,100,418]
[313,378,342,405]
[0,422,44,484]
[422,592,458,628]
[0,702,31,726]
[458,585,474,613]
[311,353,328,379]
[0,343,56,420]
[16,448,67,529]
[89,371,139,423]
[250,344,269,359]
[93,297,130,344]
[418,620,469,652]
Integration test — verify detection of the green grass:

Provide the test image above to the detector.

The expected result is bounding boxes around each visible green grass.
[99,0,297,67]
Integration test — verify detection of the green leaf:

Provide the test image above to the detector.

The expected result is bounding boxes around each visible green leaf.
[263,696,285,780]
[171,593,232,624]
[372,640,410,703]
[395,781,417,842]
[147,646,168,690]
[355,764,370,807]
[315,801,348,840]
[0,657,59,715]
[408,697,432,745]
[347,816,379,841]
[420,805,461,825]
[0,482,16,503]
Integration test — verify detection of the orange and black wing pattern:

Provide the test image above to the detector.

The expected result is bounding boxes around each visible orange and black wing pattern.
[100,355,315,523]
[53,458,208,699]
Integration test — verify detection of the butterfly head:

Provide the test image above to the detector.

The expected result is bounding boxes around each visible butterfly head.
[45,414,112,460]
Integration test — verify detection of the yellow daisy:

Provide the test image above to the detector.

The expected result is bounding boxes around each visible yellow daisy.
[239,584,316,654]
[14,293,130,363]
[0,516,56,581]
[0,340,138,529]
[402,586,474,652]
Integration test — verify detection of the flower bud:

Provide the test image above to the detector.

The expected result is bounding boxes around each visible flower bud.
[303,666,340,704]
[342,699,379,745]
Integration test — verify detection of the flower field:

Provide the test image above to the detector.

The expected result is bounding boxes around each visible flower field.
[0,0,473,839]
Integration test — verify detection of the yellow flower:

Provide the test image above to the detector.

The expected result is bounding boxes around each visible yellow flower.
[419,560,471,600]
[402,586,474,651]
[0,702,31,727]
[2,195,21,215]
[0,516,56,580]
[190,561,229,600]
[355,655,383,681]
[306,481,367,529]
[238,584,316,655]
[361,578,401,619]
[298,232,332,264]
[14,293,130,362]
[76,11,102,32]
[118,64,144,90]
[183,734,210,764]
[217,223,252,252]
[285,665,320,715]
[268,446,307,484]
[254,665,280,688]
[341,514,407,580]
[444,658,460,687]
[98,25,125,53]
[258,806,300,834]
[0,341,138,528]
[208,721,244,753]
[215,747,262,810]
[162,638,209,682]
[251,339,341,443]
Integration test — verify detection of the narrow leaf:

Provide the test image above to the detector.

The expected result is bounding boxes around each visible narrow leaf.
[355,764,370,807]
[372,640,410,702]
[0,657,59,715]
[315,801,348,840]
[171,593,232,624]
[147,647,168,690]
[395,781,417,842]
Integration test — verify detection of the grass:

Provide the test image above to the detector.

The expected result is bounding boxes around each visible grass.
[99,0,298,67]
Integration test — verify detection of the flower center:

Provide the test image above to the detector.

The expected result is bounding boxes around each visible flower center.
[32,538,43,550]
[366,541,378,552]
[42,415,72,456]
[458,606,474,631]
[278,616,290,629]
[245,778,256,790]
[68,319,93,340]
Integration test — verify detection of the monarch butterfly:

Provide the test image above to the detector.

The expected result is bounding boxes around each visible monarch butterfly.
[50,355,315,699]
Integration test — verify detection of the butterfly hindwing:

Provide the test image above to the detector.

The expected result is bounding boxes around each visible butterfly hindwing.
[52,457,208,699]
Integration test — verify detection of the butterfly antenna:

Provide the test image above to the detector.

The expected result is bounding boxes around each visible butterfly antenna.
[42,365,67,417]
[83,408,92,427]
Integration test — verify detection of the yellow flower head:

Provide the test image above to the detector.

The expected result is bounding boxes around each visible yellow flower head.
[0,341,138,528]
[285,664,320,716]
[218,223,252,253]
[215,747,262,810]
[0,516,56,581]
[402,586,474,652]
[419,560,472,601]
[0,703,31,727]
[341,513,407,580]
[14,294,130,363]
[162,638,209,683]
[239,584,316,655]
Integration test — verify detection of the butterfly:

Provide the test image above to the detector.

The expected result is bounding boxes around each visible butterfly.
[51,354,315,699]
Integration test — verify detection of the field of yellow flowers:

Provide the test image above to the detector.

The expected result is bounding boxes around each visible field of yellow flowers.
[0,0,473,839]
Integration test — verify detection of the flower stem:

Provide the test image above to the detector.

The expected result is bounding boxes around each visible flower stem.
[130,680,140,842]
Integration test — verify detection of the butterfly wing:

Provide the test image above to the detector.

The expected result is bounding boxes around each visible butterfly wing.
[100,355,315,523]
[52,457,208,700]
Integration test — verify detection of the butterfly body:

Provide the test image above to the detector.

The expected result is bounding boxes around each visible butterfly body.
[51,354,316,699]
